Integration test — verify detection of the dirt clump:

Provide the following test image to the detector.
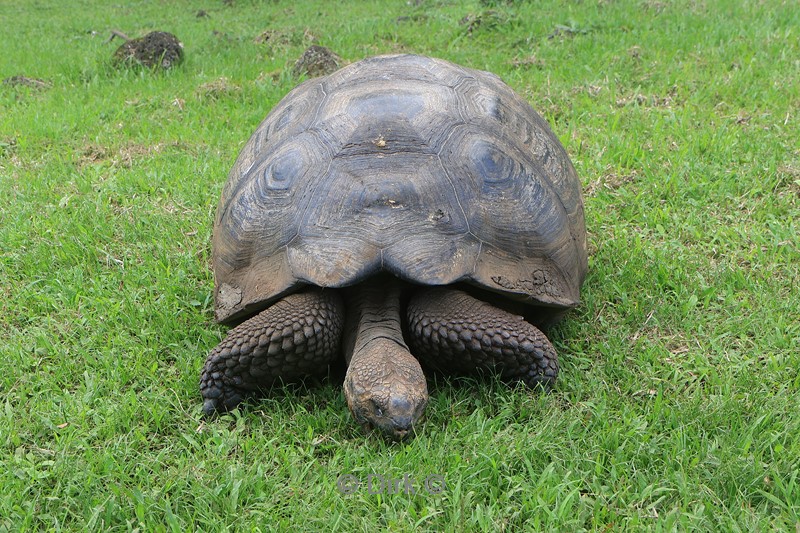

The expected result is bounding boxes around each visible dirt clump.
[3,76,51,89]
[112,31,184,70]
[292,45,341,78]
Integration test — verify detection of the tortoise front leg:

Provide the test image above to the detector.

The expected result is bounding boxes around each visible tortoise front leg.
[200,289,344,415]
[406,289,558,388]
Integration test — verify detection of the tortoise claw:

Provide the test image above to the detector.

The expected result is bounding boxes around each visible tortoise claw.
[202,399,218,417]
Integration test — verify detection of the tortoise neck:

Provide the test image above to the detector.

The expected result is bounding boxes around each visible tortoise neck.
[343,276,407,364]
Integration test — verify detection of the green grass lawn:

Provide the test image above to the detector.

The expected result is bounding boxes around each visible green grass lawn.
[1,0,798,530]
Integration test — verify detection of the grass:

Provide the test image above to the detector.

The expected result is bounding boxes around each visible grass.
[1,0,798,530]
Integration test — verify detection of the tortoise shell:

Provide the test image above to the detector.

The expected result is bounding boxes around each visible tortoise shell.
[212,54,588,324]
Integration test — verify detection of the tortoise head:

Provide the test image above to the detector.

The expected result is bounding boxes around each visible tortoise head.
[343,338,428,441]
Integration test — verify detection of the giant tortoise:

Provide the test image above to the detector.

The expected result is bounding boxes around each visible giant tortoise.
[200,54,588,440]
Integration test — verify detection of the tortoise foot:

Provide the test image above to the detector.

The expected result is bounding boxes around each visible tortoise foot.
[406,288,558,388]
[200,289,344,415]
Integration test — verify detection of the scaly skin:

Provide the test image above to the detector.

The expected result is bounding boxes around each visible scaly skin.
[201,282,558,441]
[406,288,558,388]
[342,278,428,441]
[199,280,429,442]
[200,290,344,414]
